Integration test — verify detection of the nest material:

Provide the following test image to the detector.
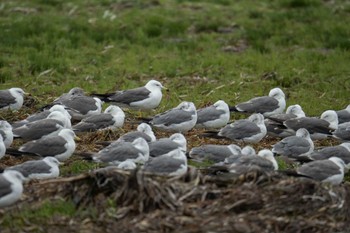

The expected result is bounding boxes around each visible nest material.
[20,167,350,233]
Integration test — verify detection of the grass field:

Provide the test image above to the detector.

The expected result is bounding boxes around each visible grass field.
[1,0,350,232]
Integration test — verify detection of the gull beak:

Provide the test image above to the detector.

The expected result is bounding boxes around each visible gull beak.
[74,136,82,142]
[162,86,169,92]
[59,161,64,165]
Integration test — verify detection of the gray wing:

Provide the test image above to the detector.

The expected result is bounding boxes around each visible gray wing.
[97,143,140,163]
[333,123,350,140]
[236,96,279,113]
[0,175,12,198]
[310,146,350,164]
[118,131,152,143]
[236,156,274,171]
[62,96,99,114]
[284,118,332,134]
[337,110,350,124]
[144,157,184,174]
[272,136,310,157]
[265,119,295,138]
[13,119,64,140]
[108,87,151,104]
[151,109,195,126]
[8,161,52,178]
[0,90,15,108]
[73,114,114,132]
[267,113,296,124]
[149,139,179,157]
[190,145,232,162]
[196,106,225,124]
[20,136,67,156]
[12,111,51,128]
[298,160,341,181]
[219,120,261,140]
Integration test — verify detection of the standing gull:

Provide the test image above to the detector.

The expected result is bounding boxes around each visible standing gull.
[0,170,25,208]
[92,80,166,110]
[6,157,61,181]
[296,157,346,185]
[149,133,187,157]
[229,87,286,117]
[149,101,197,132]
[189,144,241,163]
[272,128,314,161]
[0,121,13,148]
[309,142,350,168]
[73,106,125,133]
[0,88,26,111]
[336,104,350,124]
[7,129,77,161]
[195,100,230,129]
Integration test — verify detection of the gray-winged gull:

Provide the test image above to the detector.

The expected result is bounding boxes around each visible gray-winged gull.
[0,121,13,148]
[195,100,230,129]
[13,111,71,141]
[284,110,338,140]
[93,80,166,110]
[0,134,6,159]
[143,148,188,176]
[0,88,26,111]
[73,105,125,132]
[336,104,350,124]
[333,122,350,141]
[229,87,286,117]
[272,128,314,161]
[189,144,241,163]
[92,137,149,165]
[149,133,187,157]
[6,157,61,181]
[117,123,156,143]
[309,142,350,168]
[7,128,77,161]
[229,149,278,174]
[149,101,197,132]
[0,170,25,207]
[214,113,267,143]
[296,157,346,185]
[224,146,257,164]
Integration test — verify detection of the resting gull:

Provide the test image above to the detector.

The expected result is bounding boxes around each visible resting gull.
[6,157,61,181]
[149,133,187,157]
[224,146,257,164]
[284,110,338,140]
[73,105,125,133]
[309,142,350,168]
[195,100,230,129]
[272,128,314,161]
[149,101,197,132]
[296,157,346,185]
[7,128,77,161]
[13,111,71,141]
[229,87,286,117]
[0,170,25,208]
[0,88,26,111]
[143,148,188,176]
[117,123,156,143]
[189,144,241,163]
[92,80,166,110]
[336,104,350,124]
[333,122,350,141]
[0,120,13,148]
[209,113,266,143]
[92,138,149,165]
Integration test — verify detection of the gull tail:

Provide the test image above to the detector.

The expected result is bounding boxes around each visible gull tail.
[74,151,94,161]
[90,93,115,102]
[279,169,313,179]
[200,131,225,139]
[229,105,239,112]
[5,148,38,157]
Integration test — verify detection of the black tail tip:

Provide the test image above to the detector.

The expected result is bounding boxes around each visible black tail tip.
[229,106,238,112]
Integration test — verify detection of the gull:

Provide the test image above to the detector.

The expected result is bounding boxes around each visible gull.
[73,106,125,133]
[195,100,230,129]
[12,105,72,129]
[92,138,149,165]
[272,128,314,161]
[309,143,350,168]
[7,128,77,161]
[149,133,187,157]
[336,104,350,124]
[229,87,286,117]
[207,113,266,143]
[149,101,197,132]
[143,148,188,176]
[265,104,306,138]
[12,111,71,141]
[92,80,166,110]
[284,110,338,140]
[229,149,278,174]
[0,88,26,111]
[296,157,346,185]
[333,122,350,141]
[0,121,13,148]
[117,123,156,143]
[0,170,25,208]
[189,144,241,163]
[6,157,61,181]
[224,146,256,164]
